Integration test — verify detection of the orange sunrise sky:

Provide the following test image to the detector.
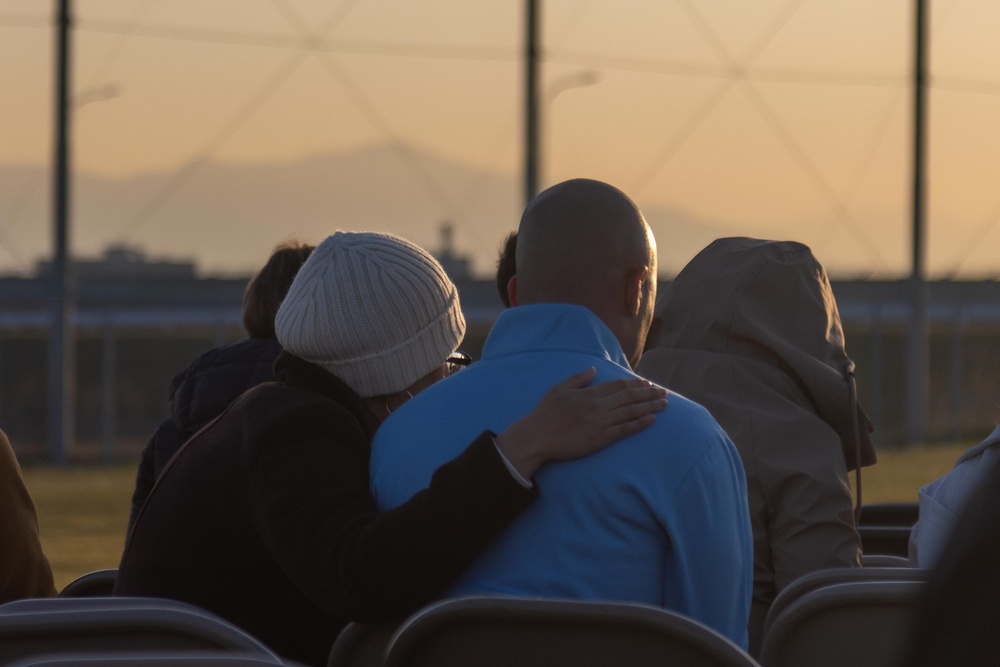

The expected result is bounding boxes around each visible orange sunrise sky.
[3,0,1000,279]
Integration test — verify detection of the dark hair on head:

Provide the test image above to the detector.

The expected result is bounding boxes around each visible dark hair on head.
[495,231,517,308]
[242,240,315,338]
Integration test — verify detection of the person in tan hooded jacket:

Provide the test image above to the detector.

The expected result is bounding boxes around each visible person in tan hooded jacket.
[0,427,56,602]
[637,237,877,656]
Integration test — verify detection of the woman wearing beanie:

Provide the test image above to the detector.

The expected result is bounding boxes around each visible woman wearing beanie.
[115,231,668,667]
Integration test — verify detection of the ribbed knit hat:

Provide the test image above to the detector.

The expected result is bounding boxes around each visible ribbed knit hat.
[275,231,466,398]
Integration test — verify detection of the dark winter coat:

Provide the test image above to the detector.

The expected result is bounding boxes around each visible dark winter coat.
[115,351,536,666]
[127,338,282,531]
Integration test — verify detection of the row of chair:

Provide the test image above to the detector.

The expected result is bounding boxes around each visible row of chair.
[327,565,927,667]
[0,596,291,666]
[335,596,756,667]
[32,520,922,667]
[758,567,926,667]
[857,502,919,558]
[0,577,925,667]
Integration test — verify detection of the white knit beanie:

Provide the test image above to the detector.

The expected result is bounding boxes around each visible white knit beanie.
[275,231,466,398]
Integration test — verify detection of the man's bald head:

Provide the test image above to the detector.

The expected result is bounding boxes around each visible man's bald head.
[513,178,657,366]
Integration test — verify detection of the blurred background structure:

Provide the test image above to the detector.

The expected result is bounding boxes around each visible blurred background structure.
[3,1,1000,460]
[2,240,1000,461]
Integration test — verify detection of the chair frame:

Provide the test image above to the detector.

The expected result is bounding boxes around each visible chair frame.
[861,553,911,568]
[858,502,918,558]
[759,580,924,667]
[762,566,926,638]
[327,621,398,667]
[0,597,278,665]
[384,596,759,667]
[6,652,288,666]
[58,569,119,598]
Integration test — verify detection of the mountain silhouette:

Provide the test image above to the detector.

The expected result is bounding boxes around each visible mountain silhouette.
[1,143,738,278]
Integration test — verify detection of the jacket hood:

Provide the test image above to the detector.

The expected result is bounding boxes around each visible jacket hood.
[645,237,876,470]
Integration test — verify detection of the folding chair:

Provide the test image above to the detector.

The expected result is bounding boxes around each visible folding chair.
[384,596,760,667]
[0,597,279,665]
[861,554,911,568]
[758,580,923,667]
[58,569,118,597]
[858,502,918,558]
[762,566,927,639]
[858,526,913,558]
[327,622,398,667]
[5,652,289,666]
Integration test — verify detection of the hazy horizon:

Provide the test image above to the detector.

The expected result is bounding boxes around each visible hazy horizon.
[5,1,1000,280]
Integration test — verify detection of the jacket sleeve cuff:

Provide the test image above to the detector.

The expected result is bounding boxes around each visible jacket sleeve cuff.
[487,431,534,489]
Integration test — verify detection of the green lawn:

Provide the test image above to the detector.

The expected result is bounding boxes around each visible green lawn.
[860,443,968,504]
[21,443,970,593]
[23,463,135,592]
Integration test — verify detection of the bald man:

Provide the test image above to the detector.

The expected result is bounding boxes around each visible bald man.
[370,179,752,648]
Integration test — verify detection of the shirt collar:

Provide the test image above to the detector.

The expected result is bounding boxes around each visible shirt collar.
[482,303,631,369]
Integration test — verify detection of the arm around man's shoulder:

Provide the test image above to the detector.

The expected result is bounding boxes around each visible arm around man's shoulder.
[239,383,538,623]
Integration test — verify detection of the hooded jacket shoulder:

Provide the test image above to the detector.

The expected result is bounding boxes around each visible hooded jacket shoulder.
[642,237,875,470]
[638,237,875,656]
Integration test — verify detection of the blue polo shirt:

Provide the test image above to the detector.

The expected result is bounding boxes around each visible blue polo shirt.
[370,303,752,648]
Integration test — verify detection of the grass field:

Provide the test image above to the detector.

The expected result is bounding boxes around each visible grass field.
[23,463,135,592]
[22,443,971,592]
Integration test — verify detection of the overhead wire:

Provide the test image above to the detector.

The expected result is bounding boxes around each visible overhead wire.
[80,0,155,88]
[270,0,464,224]
[836,93,909,270]
[933,77,1000,97]
[11,2,1000,275]
[0,2,152,273]
[115,53,308,241]
[113,0,504,247]
[674,0,890,271]
[81,1,934,274]
[116,0,365,242]
[0,13,47,29]
[927,0,1000,276]
[77,17,514,63]
[269,0,513,259]
[547,49,909,89]
[944,201,1000,278]
[938,72,1000,275]
[741,83,890,272]
[629,0,804,196]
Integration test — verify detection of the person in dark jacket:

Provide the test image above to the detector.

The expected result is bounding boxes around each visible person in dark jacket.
[115,231,668,667]
[127,241,314,532]
[637,237,877,656]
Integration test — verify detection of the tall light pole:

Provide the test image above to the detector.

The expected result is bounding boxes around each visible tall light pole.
[906,0,929,446]
[50,0,74,465]
[524,0,540,206]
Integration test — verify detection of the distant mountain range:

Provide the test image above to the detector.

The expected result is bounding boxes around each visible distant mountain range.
[0,142,754,278]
